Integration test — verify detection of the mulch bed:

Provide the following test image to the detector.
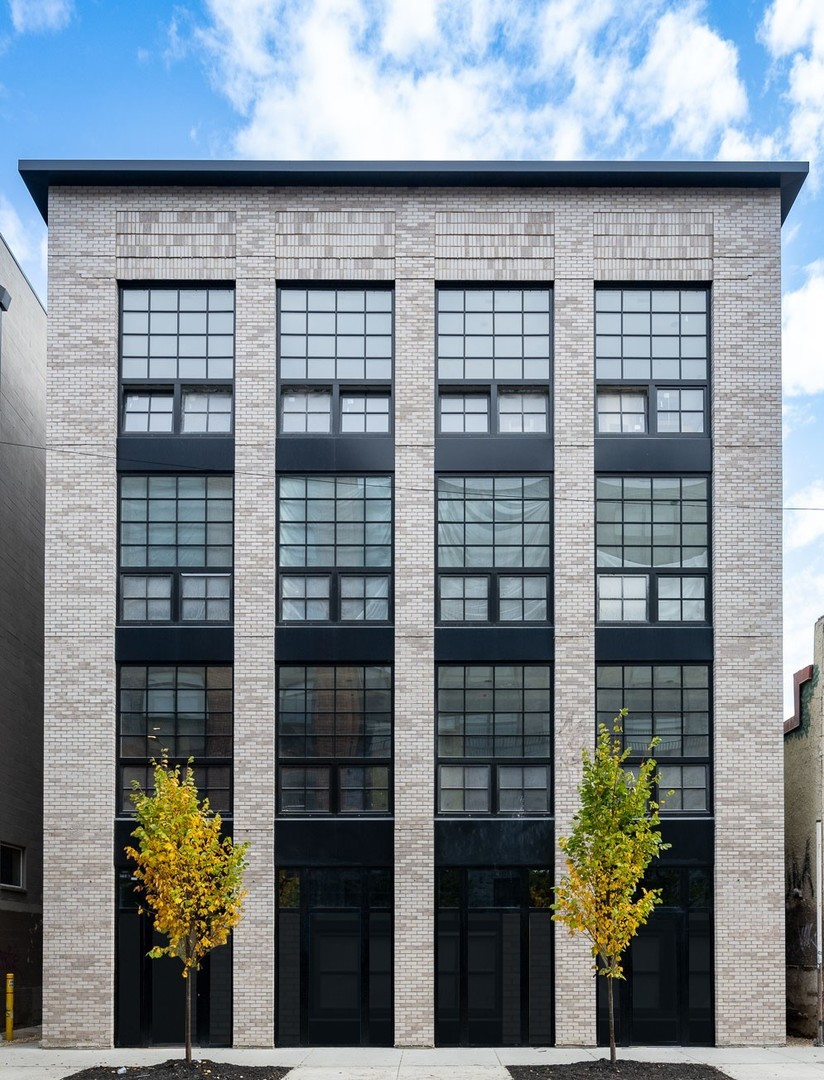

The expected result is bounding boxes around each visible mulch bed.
[508,1062,730,1079]
[62,1063,291,1080]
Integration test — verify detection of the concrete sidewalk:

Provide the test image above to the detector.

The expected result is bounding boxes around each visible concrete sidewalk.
[3,1039,824,1080]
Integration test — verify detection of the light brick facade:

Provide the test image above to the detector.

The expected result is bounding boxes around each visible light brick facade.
[25,162,802,1049]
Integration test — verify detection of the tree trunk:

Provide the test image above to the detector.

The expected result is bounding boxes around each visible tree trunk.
[606,973,617,1066]
[185,972,192,1064]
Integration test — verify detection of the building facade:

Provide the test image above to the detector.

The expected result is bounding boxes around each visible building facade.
[784,624,822,1038]
[21,160,805,1048]
[0,229,46,1027]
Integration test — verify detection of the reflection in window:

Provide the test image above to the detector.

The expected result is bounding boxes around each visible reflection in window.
[280,289,393,381]
[118,664,233,814]
[437,289,551,381]
[437,665,551,815]
[277,665,392,815]
[596,664,710,813]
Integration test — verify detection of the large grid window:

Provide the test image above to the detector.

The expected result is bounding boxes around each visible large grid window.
[277,665,392,815]
[437,288,551,437]
[119,475,232,624]
[437,665,551,815]
[278,289,393,434]
[596,664,710,813]
[437,476,550,623]
[596,476,709,625]
[278,475,391,623]
[120,287,234,434]
[118,665,233,815]
[595,288,708,436]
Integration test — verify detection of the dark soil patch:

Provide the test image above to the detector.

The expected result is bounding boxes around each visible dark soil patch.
[62,1062,290,1080]
[508,1062,730,1080]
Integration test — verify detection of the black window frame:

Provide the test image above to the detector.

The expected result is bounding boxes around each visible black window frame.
[596,662,712,816]
[276,663,393,817]
[117,473,234,626]
[119,284,235,437]
[0,842,24,890]
[595,474,711,627]
[435,474,552,626]
[277,284,395,436]
[277,474,393,626]
[594,284,710,439]
[436,285,554,439]
[116,663,234,818]
[435,663,552,817]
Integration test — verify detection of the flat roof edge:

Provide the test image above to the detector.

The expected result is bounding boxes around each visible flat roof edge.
[19,158,809,225]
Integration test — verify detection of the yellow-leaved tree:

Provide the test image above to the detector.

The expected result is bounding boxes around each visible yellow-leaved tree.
[552,713,669,1066]
[125,759,249,1063]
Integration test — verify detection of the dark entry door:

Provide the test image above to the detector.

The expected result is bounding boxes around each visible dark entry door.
[597,865,713,1047]
[436,868,553,1047]
[277,868,392,1046]
[116,871,232,1047]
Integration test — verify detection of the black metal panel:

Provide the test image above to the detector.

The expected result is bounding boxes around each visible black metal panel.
[657,818,714,864]
[435,627,554,662]
[275,819,393,866]
[117,436,234,472]
[20,160,809,226]
[595,437,711,473]
[116,626,234,663]
[276,626,393,662]
[276,437,394,472]
[595,626,713,662]
[435,818,553,866]
[435,437,554,473]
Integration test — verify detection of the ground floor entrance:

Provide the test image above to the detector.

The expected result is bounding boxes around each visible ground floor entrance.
[435,867,553,1046]
[597,865,713,1046]
[276,867,392,1046]
[115,870,232,1047]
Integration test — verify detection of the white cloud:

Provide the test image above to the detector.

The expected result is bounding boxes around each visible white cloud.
[782,261,824,397]
[761,0,824,176]
[785,481,824,552]
[192,0,751,162]
[9,0,73,34]
[629,5,747,154]
[0,195,47,303]
[783,564,824,715]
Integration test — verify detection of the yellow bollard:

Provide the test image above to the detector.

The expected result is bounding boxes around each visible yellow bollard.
[4,973,12,1041]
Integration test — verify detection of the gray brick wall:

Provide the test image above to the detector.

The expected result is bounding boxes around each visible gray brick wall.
[41,180,786,1048]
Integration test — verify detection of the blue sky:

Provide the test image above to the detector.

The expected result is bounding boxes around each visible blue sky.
[1,0,823,712]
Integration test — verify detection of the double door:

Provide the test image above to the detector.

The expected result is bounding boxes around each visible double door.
[277,868,392,1046]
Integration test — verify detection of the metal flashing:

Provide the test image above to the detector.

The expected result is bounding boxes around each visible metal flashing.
[19,158,809,224]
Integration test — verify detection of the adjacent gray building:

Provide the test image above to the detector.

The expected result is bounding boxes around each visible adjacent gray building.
[20,159,805,1049]
[0,229,46,1027]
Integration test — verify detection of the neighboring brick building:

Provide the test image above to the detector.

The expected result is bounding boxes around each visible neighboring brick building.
[0,229,46,1026]
[784,626,822,1038]
[20,159,806,1049]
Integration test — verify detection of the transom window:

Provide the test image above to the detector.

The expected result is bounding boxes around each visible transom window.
[120,287,234,435]
[596,476,709,625]
[596,664,710,812]
[119,475,232,624]
[437,665,551,815]
[595,288,708,436]
[277,665,392,815]
[278,289,393,434]
[118,665,233,814]
[278,475,391,623]
[437,476,550,623]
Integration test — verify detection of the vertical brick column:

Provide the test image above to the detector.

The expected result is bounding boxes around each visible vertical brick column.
[552,195,598,1046]
[393,194,436,1047]
[712,190,785,1045]
[232,193,277,1046]
[42,189,118,1046]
